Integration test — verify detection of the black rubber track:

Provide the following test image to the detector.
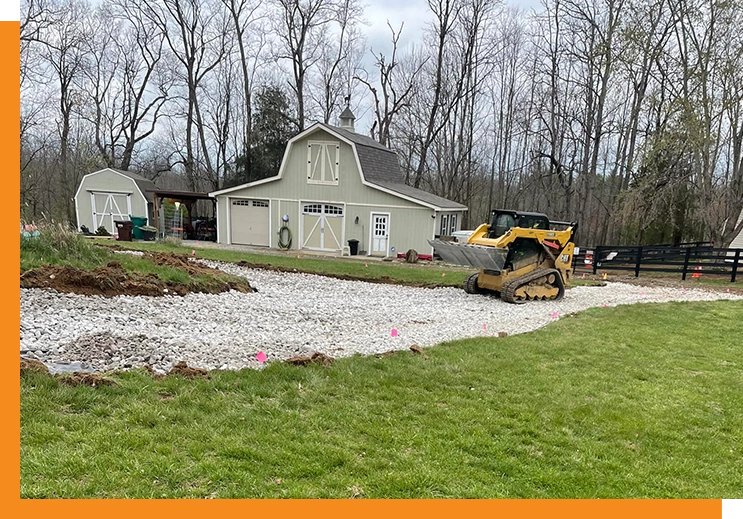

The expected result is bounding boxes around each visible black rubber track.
[464,272,480,294]
[501,268,565,304]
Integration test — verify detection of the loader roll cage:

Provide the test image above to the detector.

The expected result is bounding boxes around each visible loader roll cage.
[487,209,577,243]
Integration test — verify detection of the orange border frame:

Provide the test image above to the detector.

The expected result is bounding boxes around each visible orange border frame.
[6,12,723,518]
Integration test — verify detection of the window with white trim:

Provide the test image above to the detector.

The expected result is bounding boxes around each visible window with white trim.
[303,204,323,214]
[302,203,343,216]
[440,214,449,236]
[450,214,457,234]
[307,141,340,185]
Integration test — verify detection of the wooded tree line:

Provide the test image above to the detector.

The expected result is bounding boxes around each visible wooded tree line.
[20,0,743,246]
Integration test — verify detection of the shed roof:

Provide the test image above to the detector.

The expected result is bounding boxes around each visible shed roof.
[371,181,468,210]
[323,124,466,210]
[110,169,159,202]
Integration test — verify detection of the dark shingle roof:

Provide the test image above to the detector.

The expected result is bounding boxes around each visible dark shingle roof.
[111,169,158,202]
[327,124,391,152]
[372,181,468,210]
[339,106,355,120]
[320,124,466,211]
[355,144,407,184]
[317,123,466,211]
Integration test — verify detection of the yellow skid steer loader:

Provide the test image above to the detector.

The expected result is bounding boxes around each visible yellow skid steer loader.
[429,210,577,304]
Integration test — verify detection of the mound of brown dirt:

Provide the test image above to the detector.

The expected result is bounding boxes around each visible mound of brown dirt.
[146,252,254,294]
[143,365,165,380]
[20,358,49,375]
[167,361,209,379]
[146,252,219,277]
[58,372,117,387]
[285,352,334,366]
[21,252,253,297]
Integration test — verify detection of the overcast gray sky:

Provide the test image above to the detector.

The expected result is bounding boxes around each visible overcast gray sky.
[361,0,544,54]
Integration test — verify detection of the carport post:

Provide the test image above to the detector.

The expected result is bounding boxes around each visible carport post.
[153,196,160,237]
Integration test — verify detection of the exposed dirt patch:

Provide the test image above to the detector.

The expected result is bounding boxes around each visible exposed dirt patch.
[20,358,49,375]
[141,365,165,380]
[234,260,451,288]
[285,352,334,366]
[20,252,253,297]
[57,372,117,387]
[167,361,209,379]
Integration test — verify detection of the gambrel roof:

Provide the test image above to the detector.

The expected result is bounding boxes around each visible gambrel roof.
[209,122,467,212]
[74,168,159,203]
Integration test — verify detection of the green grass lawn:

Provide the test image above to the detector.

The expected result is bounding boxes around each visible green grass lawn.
[20,300,743,498]
[106,240,474,287]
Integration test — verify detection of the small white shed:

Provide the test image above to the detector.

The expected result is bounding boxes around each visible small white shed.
[74,168,157,234]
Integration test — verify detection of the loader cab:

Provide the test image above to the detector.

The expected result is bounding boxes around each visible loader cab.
[488,210,549,239]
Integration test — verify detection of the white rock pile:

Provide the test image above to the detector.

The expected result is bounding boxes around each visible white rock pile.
[20,260,741,374]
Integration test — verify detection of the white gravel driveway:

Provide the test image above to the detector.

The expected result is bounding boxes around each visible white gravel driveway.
[20,260,742,373]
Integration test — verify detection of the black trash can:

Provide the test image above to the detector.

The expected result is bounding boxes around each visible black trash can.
[348,239,359,256]
[114,220,134,242]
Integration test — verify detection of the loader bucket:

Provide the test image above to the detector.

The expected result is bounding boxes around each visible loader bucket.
[428,239,508,271]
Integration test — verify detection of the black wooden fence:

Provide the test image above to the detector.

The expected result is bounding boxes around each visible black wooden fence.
[571,244,742,282]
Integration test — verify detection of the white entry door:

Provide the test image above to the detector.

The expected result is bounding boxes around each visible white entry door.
[370,213,390,256]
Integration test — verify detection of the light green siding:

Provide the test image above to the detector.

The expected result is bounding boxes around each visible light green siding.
[344,204,436,256]
[216,127,462,255]
[75,169,150,233]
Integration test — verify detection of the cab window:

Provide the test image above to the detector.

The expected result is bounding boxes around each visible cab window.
[492,213,516,237]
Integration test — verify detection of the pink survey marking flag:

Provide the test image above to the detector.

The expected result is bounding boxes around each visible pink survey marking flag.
[256,351,267,364]
[391,328,398,337]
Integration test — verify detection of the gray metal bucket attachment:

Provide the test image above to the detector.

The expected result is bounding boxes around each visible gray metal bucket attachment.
[428,239,508,271]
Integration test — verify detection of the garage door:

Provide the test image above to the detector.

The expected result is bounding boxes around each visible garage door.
[302,203,344,251]
[230,199,269,246]
[91,192,131,234]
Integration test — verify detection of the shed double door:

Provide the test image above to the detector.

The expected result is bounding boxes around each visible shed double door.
[91,192,131,234]
[302,203,344,251]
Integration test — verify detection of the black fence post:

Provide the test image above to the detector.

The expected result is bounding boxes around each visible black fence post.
[732,250,740,283]
[634,246,643,278]
[593,246,600,275]
[682,247,691,281]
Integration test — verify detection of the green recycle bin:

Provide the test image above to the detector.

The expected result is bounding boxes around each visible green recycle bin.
[130,216,148,240]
